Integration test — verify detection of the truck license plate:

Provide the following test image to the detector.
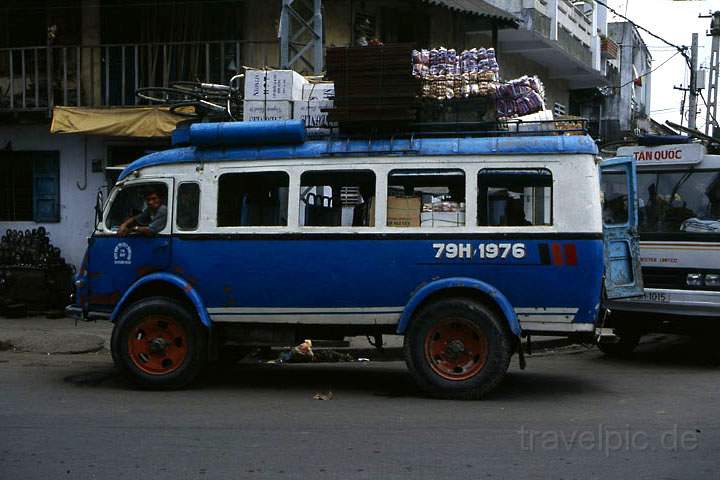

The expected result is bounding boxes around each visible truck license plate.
[640,292,669,303]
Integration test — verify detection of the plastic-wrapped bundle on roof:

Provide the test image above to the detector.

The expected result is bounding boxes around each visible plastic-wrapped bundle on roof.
[413,46,500,100]
[495,76,546,118]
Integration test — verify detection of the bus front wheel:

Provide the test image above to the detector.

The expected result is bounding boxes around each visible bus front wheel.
[404,298,512,400]
[111,297,207,389]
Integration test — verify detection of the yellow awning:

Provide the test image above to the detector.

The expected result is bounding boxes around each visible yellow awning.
[50,106,187,138]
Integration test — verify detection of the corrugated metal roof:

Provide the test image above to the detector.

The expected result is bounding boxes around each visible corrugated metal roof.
[422,0,519,26]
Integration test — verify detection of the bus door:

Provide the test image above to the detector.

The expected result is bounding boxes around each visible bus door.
[86,179,174,312]
[600,157,644,299]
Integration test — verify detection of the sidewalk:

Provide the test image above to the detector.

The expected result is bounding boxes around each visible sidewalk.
[0,315,573,359]
[0,316,111,354]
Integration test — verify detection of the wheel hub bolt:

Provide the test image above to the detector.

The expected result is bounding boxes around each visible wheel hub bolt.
[149,337,170,354]
[446,339,465,357]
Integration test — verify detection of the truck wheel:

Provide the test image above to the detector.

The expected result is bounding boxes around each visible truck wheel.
[111,297,207,389]
[598,331,640,357]
[404,298,512,400]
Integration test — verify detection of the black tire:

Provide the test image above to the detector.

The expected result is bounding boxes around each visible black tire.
[171,81,231,101]
[598,331,641,357]
[111,296,207,389]
[404,298,513,400]
[136,87,196,104]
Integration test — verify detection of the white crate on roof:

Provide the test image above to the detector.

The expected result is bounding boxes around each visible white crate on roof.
[243,100,293,122]
[244,70,307,101]
[302,82,335,101]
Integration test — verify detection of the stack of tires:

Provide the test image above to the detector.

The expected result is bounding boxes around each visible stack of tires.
[0,228,74,318]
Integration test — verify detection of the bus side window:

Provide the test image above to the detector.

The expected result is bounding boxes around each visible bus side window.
[217,172,289,227]
[387,169,465,228]
[299,170,375,227]
[477,169,552,226]
[176,182,200,231]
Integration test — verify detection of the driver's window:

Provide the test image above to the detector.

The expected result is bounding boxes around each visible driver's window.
[105,183,168,231]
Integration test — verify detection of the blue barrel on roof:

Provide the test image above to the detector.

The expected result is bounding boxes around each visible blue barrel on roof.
[186,120,307,147]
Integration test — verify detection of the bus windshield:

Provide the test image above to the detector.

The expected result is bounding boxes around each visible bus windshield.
[635,170,720,235]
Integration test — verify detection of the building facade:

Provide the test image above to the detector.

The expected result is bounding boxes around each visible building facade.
[601,21,653,142]
[481,0,609,116]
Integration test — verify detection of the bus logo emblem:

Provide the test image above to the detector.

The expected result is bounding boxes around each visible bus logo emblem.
[114,242,132,265]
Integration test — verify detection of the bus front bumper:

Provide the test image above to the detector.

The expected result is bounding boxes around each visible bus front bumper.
[65,305,85,321]
[65,305,111,322]
[608,288,720,318]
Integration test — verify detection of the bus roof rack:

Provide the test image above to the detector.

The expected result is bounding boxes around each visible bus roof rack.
[120,122,598,181]
[172,118,591,149]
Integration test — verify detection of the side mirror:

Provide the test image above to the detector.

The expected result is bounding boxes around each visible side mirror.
[95,190,104,227]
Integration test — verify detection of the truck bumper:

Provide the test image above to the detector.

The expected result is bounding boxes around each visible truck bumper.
[608,288,720,318]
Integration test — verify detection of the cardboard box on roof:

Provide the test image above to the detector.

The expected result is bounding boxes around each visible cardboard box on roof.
[293,99,334,134]
[387,195,421,227]
[244,70,307,101]
[243,100,293,121]
[302,82,335,101]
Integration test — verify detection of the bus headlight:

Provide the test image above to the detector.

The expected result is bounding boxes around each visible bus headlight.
[686,273,704,286]
[704,274,720,287]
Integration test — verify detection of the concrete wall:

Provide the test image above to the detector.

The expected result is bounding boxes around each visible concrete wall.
[240,0,470,70]
[324,0,352,47]
[0,126,106,269]
[242,0,281,69]
[428,7,466,49]
[497,50,570,111]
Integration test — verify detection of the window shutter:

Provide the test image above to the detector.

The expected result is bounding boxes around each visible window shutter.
[32,152,60,223]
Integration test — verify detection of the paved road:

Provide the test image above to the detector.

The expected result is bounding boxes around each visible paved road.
[1,335,719,480]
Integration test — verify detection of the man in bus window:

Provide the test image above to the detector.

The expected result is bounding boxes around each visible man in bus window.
[118,188,167,237]
[506,194,531,226]
[705,175,720,220]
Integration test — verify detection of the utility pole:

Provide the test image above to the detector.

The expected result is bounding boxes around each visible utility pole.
[688,33,699,130]
[673,34,699,129]
[702,11,720,136]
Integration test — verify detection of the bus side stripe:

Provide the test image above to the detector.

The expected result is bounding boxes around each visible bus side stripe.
[551,243,564,266]
[564,244,578,266]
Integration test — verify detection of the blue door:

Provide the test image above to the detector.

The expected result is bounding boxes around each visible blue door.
[600,157,644,299]
[86,180,173,312]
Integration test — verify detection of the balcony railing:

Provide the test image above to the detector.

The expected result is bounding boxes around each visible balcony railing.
[558,26,593,66]
[0,40,247,113]
[558,0,593,46]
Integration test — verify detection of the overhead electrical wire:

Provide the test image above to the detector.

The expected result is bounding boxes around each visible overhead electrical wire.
[650,107,680,113]
[616,50,682,89]
[594,0,691,68]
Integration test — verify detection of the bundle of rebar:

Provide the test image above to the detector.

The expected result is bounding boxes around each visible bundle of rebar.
[325,44,420,129]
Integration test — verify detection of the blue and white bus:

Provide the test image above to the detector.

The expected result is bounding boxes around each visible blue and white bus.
[66,120,642,399]
[603,141,720,355]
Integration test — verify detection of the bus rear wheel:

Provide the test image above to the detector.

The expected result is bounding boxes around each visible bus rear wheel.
[404,298,512,400]
[111,297,207,389]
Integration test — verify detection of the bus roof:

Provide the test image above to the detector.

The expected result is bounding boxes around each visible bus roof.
[118,125,598,181]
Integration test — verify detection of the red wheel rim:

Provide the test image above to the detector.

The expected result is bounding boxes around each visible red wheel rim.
[127,315,188,375]
[424,318,488,381]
